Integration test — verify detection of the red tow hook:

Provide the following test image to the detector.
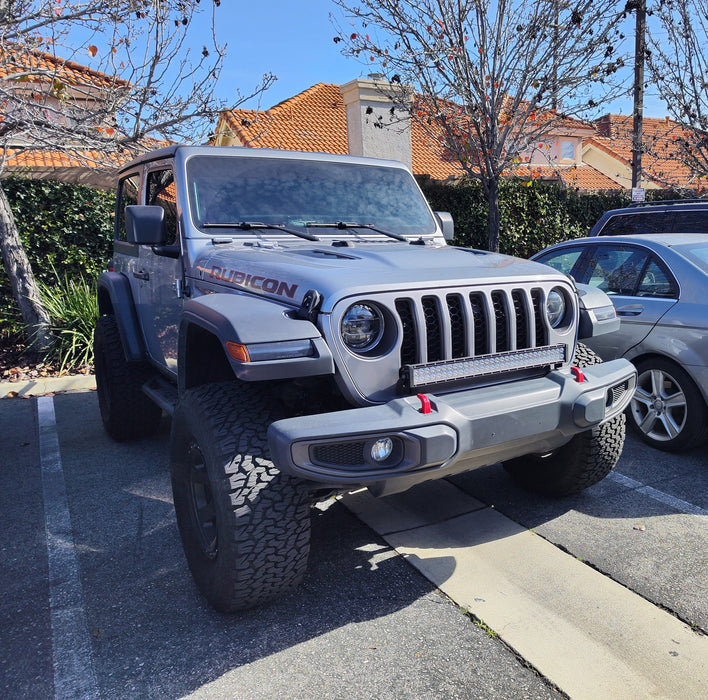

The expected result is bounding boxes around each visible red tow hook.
[417,393,433,414]
[571,366,586,383]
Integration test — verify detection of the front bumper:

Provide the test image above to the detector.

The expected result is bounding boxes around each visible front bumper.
[268,359,636,496]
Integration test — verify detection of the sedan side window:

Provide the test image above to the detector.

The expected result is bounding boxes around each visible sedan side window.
[585,248,650,295]
[534,248,584,278]
[636,260,678,298]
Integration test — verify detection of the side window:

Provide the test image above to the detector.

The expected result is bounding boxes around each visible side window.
[116,174,139,242]
[534,248,585,281]
[584,246,651,295]
[600,212,672,235]
[637,260,678,298]
[146,169,178,245]
[673,210,708,233]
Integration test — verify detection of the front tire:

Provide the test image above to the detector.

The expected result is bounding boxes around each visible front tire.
[629,357,708,451]
[170,381,310,612]
[94,315,162,441]
[503,343,625,496]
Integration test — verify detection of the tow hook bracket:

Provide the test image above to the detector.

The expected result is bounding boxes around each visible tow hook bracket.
[571,366,586,383]
[417,393,433,414]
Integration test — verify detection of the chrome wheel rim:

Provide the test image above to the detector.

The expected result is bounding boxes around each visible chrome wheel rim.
[631,368,688,443]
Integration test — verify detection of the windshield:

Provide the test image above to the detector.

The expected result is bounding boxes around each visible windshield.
[673,241,708,274]
[186,155,437,236]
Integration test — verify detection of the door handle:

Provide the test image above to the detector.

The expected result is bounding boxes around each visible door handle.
[133,270,149,281]
[616,304,643,316]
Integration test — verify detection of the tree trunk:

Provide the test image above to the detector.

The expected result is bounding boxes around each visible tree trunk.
[0,183,52,350]
[486,176,501,253]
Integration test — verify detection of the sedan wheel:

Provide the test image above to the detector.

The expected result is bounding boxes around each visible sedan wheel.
[629,358,708,451]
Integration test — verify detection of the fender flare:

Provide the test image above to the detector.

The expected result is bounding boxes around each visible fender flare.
[97,271,146,362]
[179,293,334,387]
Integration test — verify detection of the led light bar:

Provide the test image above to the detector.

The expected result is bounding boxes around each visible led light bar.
[403,344,566,389]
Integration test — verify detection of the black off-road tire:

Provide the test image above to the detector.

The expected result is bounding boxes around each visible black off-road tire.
[94,315,162,442]
[503,343,626,497]
[170,381,311,612]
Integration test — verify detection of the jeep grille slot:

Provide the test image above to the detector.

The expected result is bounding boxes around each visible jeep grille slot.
[395,288,548,366]
[531,288,548,347]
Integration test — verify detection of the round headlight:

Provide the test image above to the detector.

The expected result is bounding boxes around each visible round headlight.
[546,289,566,328]
[341,303,384,351]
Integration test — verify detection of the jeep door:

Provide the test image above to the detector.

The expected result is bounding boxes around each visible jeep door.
[134,167,183,372]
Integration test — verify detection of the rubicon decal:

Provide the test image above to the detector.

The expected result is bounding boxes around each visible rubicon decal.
[201,265,298,299]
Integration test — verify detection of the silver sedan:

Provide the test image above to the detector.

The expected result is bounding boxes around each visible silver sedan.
[532,233,708,451]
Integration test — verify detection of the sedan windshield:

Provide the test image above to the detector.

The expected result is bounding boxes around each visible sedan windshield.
[186,155,436,236]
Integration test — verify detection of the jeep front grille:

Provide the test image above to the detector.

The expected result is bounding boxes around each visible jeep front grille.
[395,288,549,366]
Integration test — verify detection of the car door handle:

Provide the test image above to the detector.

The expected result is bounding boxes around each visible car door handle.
[616,304,643,316]
[133,270,149,281]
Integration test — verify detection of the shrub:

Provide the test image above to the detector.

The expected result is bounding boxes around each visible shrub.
[37,269,98,372]
[0,177,114,340]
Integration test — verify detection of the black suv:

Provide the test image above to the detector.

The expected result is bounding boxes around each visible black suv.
[589,200,708,236]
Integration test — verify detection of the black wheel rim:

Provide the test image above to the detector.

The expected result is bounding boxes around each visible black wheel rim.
[186,441,218,559]
[95,341,111,415]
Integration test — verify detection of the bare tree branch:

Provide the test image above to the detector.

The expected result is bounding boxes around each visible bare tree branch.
[333,0,629,251]
[646,0,708,181]
[0,0,275,347]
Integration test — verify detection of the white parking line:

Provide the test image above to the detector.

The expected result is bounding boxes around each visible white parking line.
[608,471,708,516]
[38,396,99,700]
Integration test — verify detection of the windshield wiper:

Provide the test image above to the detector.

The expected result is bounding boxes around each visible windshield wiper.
[305,221,408,242]
[202,221,320,242]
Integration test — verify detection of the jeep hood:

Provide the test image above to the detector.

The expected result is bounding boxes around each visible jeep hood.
[192,242,566,311]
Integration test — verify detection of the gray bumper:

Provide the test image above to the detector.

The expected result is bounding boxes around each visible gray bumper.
[268,359,636,496]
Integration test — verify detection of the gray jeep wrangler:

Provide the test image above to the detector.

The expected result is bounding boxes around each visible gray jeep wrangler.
[96,145,636,612]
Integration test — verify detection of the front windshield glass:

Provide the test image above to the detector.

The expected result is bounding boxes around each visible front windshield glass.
[673,242,708,274]
[186,155,436,236]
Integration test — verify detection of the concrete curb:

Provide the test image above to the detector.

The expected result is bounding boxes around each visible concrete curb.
[342,482,708,700]
[0,374,96,399]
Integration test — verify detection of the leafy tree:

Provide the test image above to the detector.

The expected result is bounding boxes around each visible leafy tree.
[0,0,273,349]
[646,0,708,182]
[332,0,628,251]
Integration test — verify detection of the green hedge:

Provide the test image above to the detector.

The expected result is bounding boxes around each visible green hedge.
[418,176,702,258]
[0,174,701,340]
[0,177,115,338]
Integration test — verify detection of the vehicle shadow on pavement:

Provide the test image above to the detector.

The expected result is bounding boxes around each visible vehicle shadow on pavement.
[49,393,468,699]
[449,431,708,529]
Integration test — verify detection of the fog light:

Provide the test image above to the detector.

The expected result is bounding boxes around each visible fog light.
[370,438,394,462]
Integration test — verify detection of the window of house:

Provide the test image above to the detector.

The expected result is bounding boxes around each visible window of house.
[561,140,575,161]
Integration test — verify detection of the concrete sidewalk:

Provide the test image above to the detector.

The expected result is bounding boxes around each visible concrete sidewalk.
[342,481,708,700]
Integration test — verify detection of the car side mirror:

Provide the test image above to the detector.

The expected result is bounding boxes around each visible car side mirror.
[435,211,455,242]
[576,284,621,339]
[126,205,166,245]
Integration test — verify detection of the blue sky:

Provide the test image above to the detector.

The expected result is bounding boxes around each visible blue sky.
[199,1,668,117]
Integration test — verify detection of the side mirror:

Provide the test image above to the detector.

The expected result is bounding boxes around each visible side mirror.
[576,284,621,339]
[126,205,166,245]
[435,211,454,242]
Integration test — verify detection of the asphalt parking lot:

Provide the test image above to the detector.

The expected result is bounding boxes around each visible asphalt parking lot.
[1,387,707,699]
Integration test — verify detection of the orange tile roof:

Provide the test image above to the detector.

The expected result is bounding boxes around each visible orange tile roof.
[592,114,702,189]
[0,45,128,90]
[514,164,622,190]
[220,83,631,188]
[220,83,349,153]
[3,149,126,168]
[221,83,465,179]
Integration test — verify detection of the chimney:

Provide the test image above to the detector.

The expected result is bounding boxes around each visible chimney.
[339,78,413,169]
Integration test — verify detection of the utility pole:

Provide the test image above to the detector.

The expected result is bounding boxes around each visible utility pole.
[631,0,646,190]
